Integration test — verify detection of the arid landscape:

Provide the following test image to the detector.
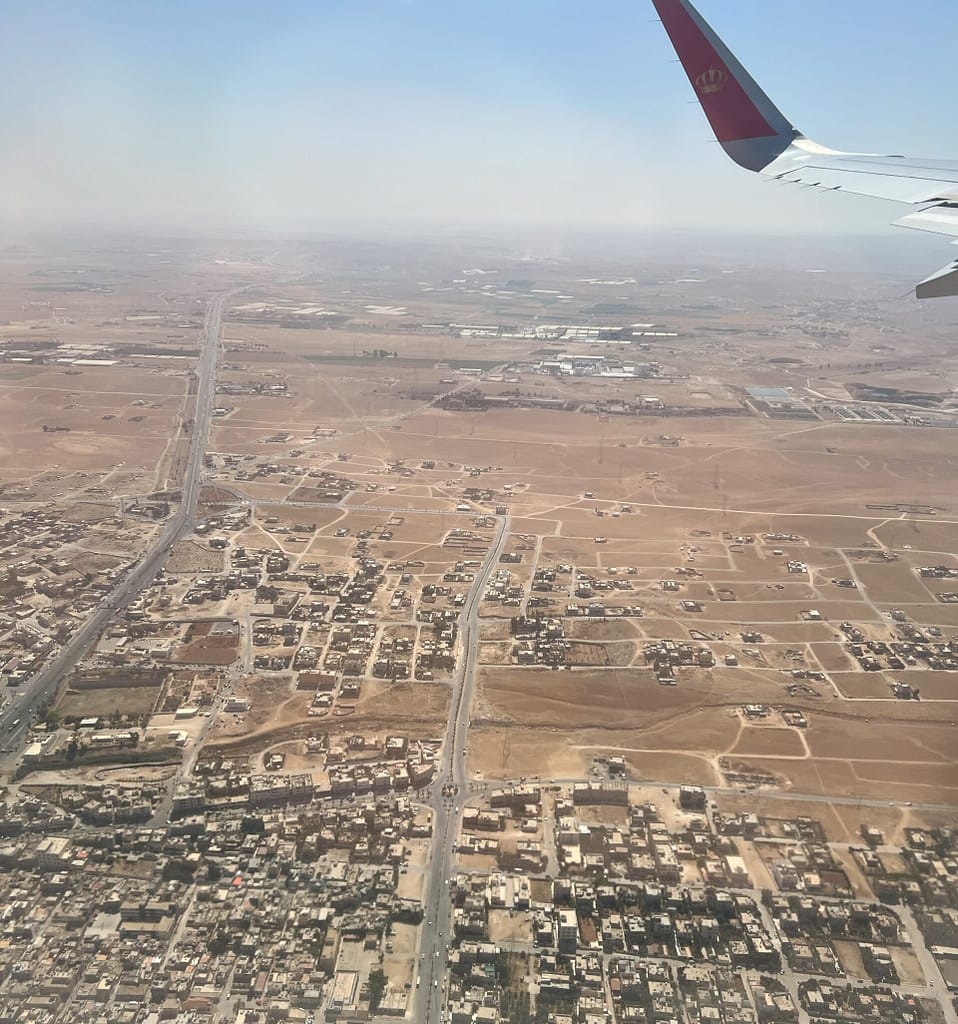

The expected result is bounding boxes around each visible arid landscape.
[1,230,957,1023]
[3,230,958,804]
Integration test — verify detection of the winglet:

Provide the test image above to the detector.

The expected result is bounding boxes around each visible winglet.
[651,0,801,171]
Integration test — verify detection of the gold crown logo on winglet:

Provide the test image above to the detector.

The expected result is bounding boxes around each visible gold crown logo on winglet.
[696,67,728,94]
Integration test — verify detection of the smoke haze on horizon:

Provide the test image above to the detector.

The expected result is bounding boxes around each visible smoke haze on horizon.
[2,0,956,236]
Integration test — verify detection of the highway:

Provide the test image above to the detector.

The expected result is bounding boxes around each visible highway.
[0,293,228,753]
[415,513,509,1024]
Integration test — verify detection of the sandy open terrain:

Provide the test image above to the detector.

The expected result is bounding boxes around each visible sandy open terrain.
[6,233,956,821]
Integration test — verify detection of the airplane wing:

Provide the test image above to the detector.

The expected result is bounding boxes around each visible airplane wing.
[650,0,958,298]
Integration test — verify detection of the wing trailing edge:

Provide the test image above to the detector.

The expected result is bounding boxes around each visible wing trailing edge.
[651,0,958,298]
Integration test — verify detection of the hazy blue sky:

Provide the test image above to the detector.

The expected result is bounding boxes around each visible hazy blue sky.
[2,0,956,234]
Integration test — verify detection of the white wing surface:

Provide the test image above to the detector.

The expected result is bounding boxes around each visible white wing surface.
[651,0,958,298]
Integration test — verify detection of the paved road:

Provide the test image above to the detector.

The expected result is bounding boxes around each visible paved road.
[0,294,228,756]
[244,498,489,518]
[455,770,956,817]
[397,495,953,1023]
[898,904,958,1024]
[528,776,957,815]
[414,513,509,1024]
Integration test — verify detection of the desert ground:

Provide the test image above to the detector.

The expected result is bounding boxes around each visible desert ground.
[2,230,956,815]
